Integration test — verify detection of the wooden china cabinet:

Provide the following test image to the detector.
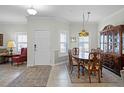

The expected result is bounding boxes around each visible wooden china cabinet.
[0,34,3,46]
[100,25,124,76]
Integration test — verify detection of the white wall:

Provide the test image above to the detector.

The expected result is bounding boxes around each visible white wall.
[0,16,100,66]
[98,8,124,31]
[98,8,124,47]
[69,22,98,50]
[27,16,69,66]
[0,23,27,53]
[0,17,70,66]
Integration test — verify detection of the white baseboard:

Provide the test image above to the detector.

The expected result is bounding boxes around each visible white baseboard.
[54,61,68,66]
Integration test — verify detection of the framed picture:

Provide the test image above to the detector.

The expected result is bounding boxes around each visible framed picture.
[0,34,3,46]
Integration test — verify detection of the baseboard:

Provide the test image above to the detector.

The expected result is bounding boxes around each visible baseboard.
[54,61,68,66]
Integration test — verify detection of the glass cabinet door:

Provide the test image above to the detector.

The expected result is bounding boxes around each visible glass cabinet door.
[122,32,124,54]
[114,32,119,54]
[100,34,103,50]
[104,34,107,52]
[108,33,113,52]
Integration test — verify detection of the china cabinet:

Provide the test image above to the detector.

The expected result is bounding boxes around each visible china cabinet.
[100,25,124,76]
[0,34,3,46]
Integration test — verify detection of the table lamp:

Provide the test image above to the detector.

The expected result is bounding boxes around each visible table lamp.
[7,40,16,55]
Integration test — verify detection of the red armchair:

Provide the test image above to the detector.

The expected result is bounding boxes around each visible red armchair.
[12,48,27,65]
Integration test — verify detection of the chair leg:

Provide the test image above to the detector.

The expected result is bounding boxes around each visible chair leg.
[78,63,80,78]
[69,64,71,71]
[98,70,101,83]
[88,70,91,83]
[101,67,103,78]
[17,63,19,67]
[94,71,96,76]
[81,66,84,76]
[71,66,73,74]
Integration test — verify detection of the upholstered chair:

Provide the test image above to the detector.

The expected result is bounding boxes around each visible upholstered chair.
[12,48,27,65]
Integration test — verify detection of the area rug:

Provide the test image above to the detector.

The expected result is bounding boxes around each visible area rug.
[66,64,121,83]
[7,65,52,87]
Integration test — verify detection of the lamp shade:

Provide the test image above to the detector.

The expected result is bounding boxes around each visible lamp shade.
[7,40,16,48]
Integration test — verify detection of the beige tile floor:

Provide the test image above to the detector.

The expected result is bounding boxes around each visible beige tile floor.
[47,63,123,87]
[0,63,27,87]
[0,63,123,87]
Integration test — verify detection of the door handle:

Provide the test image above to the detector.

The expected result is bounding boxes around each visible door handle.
[34,44,36,51]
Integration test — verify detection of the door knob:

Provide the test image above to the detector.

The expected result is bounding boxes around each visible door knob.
[34,44,36,51]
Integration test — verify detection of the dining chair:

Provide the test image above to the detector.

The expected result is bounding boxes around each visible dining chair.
[68,49,78,74]
[72,47,79,55]
[91,48,103,77]
[84,52,102,83]
[91,48,103,53]
[91,48,96,53]
[68,49,84,77]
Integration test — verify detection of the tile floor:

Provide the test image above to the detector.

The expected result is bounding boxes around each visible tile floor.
[0,63,26,87]
[47,63,123,87]
[0,63,123,87]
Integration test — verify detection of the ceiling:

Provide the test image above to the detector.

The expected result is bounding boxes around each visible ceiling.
[0,5,124,23]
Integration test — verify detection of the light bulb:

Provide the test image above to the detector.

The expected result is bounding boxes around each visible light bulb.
[27,8,37,15]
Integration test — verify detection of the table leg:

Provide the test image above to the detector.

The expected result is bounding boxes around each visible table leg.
[11,61,13,65]
[10,57,13,65]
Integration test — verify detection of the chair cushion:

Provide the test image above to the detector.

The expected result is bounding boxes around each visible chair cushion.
[72,58,78,65]
[12,56,20,59]
[21,48,27,56]
[73,61,78,65]
[85,63,100,70]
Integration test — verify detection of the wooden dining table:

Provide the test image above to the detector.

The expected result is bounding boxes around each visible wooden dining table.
[72,52,90,78]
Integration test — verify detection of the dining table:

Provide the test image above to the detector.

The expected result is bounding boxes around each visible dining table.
[72,52,90,78]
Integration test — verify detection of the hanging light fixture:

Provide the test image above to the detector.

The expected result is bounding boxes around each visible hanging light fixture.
[79,12,90,37]
[27,6,37,15]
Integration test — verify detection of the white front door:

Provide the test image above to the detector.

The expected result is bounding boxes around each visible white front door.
[34,30,50,65]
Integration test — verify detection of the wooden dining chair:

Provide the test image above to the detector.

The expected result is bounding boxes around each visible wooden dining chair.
[91,48,103,78]
[91,48,103,53]
[91,48,96,53]
[84,52,102,83]
[68,49,78,74]
[72,47,79,55]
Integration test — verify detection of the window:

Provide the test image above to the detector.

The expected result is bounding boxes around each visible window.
[79,36,89,52]
[17,32,27,52]
[60,32,67,53]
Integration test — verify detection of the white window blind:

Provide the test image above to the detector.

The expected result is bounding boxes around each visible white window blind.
[16,32,27,52]
[79,36,89,52]
[60,32,67,53]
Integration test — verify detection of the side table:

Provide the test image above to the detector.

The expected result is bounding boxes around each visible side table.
[2,54,19,65]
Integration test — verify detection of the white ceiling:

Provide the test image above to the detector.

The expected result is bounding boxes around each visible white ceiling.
[0,5,124,23]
